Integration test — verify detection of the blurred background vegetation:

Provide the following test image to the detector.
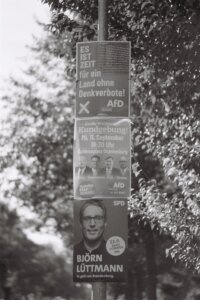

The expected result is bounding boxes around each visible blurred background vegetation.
[0,0,200,299]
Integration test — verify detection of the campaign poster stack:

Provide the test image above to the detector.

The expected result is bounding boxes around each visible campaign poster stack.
[73,41,131,282]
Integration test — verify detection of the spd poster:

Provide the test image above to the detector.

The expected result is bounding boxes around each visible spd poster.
[73,199,128,282]
[73,118,131,199]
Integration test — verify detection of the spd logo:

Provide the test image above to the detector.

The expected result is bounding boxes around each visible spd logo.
[114,200,125,206]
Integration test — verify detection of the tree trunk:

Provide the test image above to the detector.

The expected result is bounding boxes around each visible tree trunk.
[144,225,157,300]
[0,261,7,299]
[125,270,135,300]
[135,267,143,300]
[3,286,11,300]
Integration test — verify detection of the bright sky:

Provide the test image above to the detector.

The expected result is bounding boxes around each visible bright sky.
[0,0,50,80]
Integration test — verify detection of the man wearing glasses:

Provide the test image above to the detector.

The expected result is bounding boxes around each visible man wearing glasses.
[73,199,113,282]
[74,199,107,255]
[73,199,127,282]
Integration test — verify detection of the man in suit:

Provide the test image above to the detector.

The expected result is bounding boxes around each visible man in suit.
[90,155,102,176]
[75,155,92,177]
[73,199,128,282]
[119,155,130,176]
[100,156,120,177]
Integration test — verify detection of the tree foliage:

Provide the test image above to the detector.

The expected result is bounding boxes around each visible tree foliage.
[0,29,75,241]
[0,203,87,299]
[1,0,200,299]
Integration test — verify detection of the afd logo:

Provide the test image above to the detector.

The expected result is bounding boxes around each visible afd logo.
[107,100,124,107]
[113,182,125,188]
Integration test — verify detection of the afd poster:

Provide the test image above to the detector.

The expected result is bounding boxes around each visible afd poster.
[73,199,128,282]
[73,118,131,199]
[76,41,130,117]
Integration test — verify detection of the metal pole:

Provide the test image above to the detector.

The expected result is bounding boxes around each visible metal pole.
[92,282,107,300]
[92,0,108,299]
[98,0,108,41]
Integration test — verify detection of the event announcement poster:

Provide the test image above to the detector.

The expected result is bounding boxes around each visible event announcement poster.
[73,118,131,199]
[73,199,128,282]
